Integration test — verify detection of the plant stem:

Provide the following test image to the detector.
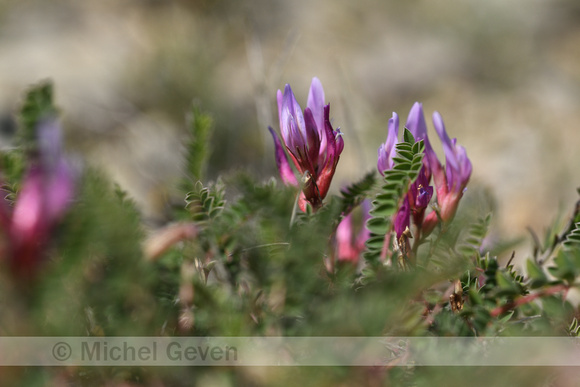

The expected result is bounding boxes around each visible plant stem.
[490,284,569,318]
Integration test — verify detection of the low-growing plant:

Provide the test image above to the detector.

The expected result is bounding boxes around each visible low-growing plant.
[0,80,578,386]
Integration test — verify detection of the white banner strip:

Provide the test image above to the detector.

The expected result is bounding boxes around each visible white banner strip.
[0,337,579,366]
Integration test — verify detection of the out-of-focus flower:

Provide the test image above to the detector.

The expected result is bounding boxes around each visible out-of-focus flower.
[335,213,358,263]
[377,112,399,175]
[0,119,76,279]
[269,77,344,211]
[335,200,370,264]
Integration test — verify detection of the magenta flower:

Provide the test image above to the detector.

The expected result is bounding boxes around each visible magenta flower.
[393,197,411,239]
[335,200,370,264]
[269,77,344,211]
[1,119,76,279]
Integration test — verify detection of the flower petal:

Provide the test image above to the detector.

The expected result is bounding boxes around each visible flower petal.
[303,107,321,166]
[46,159,76,220]
[279,84,306,146]
[269,127,298,186]
[335,128,344,156]
[432,111,458,172]
[306,77,326,136]
[11,166,46,241]
[406,102,428,143]
[452,142,472,192]
[284,84,306,138]
[415,185,433,209]
[377,112,399,175]
[37,119,63,167]
[394,197,410,239]
[314,105,341,200]
[336,214,357,262]
[277,89,284,133]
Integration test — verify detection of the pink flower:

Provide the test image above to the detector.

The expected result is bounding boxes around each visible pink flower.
[335,201,370,264]
[1,119,76,278]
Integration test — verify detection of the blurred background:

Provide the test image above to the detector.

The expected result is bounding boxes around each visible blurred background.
[0,0,579,248]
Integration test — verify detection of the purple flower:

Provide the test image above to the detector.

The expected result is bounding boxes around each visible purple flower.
[269,77,344,211]
[377,113,399,175]
[1,119,76,278]
[376,102,471,240]
[377,106,435,237]
[406,102,437,174]
[422,111,472,232]
[404,105,472,235]
[407,168,434,229]
[393,197,410,239]
[432,112,472,196]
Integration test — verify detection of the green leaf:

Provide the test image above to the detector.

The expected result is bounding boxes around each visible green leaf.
[498,310,514,324]
[185,180,226,224]
[396,143,413,152]
[395,151,414,161]
[369,202,397,217]
[496,270,520,296]
[375,192,397,201]
[403,128,415,144]
[526,259,548,288]
[384,171,409,182]
[547,252,577,283]
[563,223,580,251]
[468,288,483,305]
[365,234,386,250]
[457,214,492,257]
[340,171,377,213]
[366,217,389,234]
[393,163,412,172]
[411,140,425,154]
[391,156,411,165]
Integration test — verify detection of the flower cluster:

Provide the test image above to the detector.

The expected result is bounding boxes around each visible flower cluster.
[377,102,471,242]
[269,78,344,211]
[267,81,471,263]
[0,119,76,280]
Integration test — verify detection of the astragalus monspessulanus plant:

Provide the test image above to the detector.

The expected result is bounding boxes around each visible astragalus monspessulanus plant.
[0,80,579,386]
